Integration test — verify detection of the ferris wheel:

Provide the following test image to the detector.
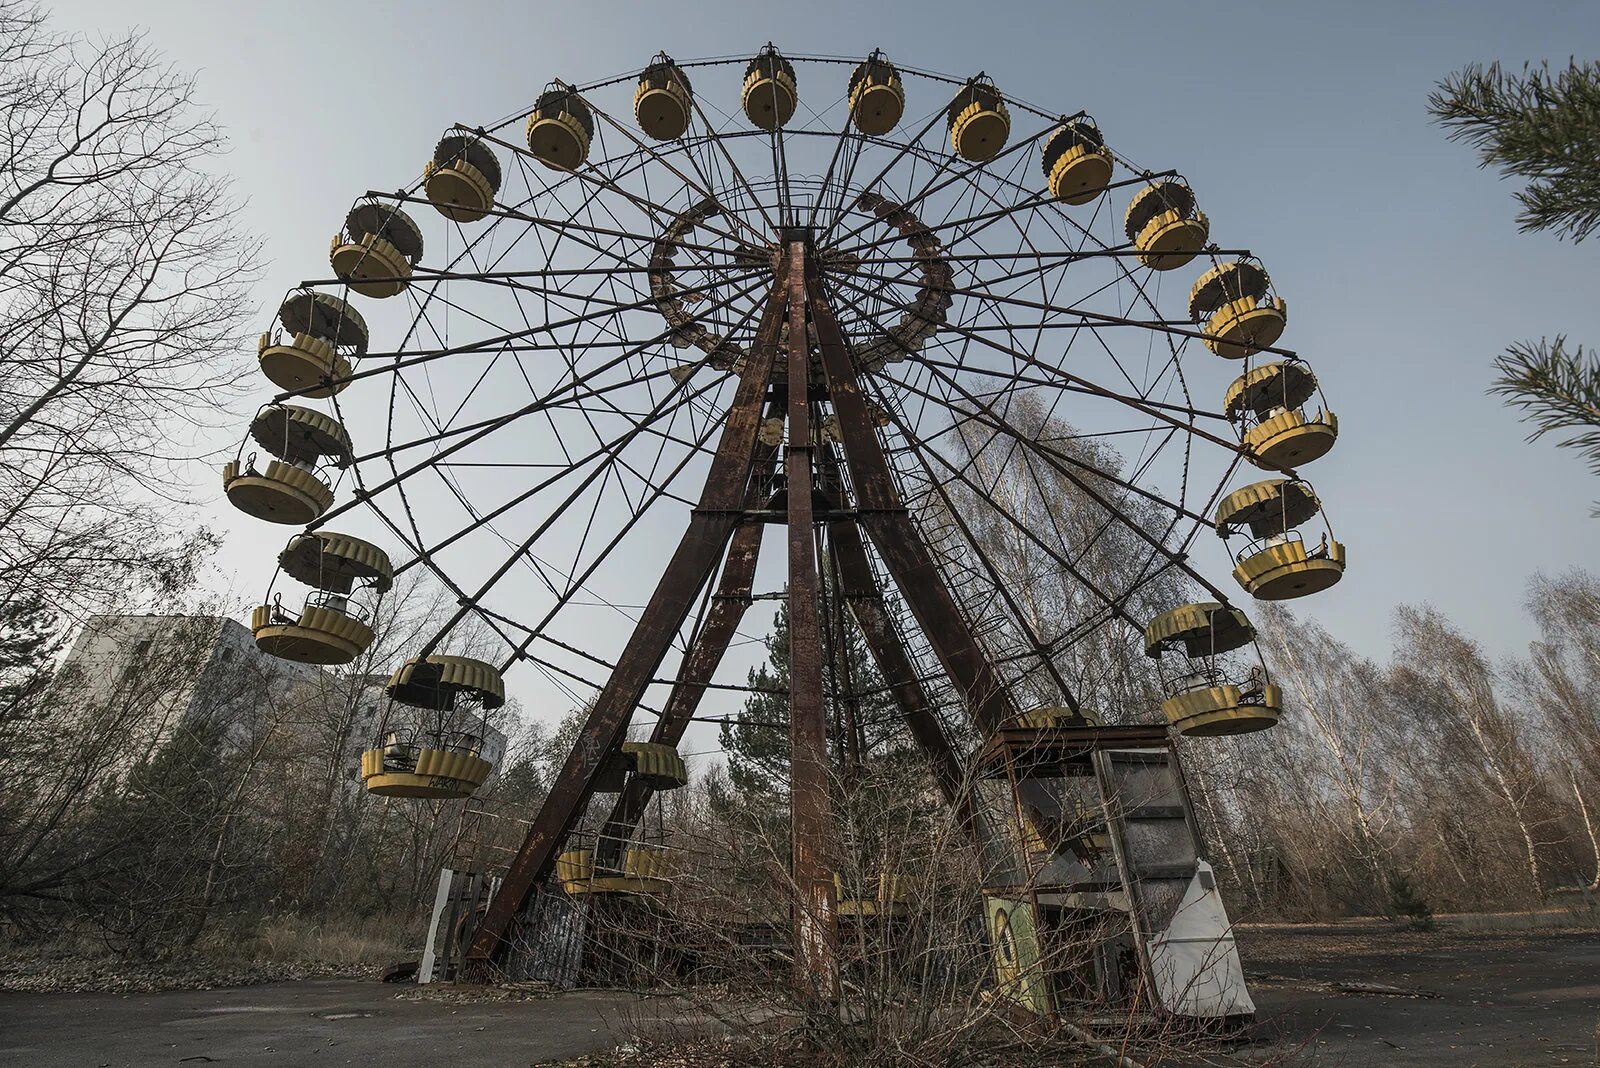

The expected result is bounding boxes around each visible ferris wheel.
[222,47,1346,970]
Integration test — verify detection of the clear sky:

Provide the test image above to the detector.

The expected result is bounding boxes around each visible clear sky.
[46,1,1600,733]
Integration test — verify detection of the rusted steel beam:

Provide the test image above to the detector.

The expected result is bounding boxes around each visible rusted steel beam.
[784,238,837,1002]
[825,512,965,810]
[595,440,777,855]
[806,265,1018,736]
[466,269,791,968]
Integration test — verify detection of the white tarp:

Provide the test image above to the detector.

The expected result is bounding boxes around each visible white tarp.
[1145,861,1256,1018]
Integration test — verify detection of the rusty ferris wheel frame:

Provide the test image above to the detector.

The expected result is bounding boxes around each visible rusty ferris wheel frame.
[260,50,1328,990]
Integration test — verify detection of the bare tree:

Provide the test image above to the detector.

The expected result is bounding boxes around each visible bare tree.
[932,394,1189,722]
[1246,604,1409,915]
[1391,606,1552,902]
[1510,569,1600,891]
[0,612,264,936]
[0,2,258,620]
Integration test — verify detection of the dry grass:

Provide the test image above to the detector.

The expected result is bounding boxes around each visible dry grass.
[235,914,413,966]
[0,913,413,992]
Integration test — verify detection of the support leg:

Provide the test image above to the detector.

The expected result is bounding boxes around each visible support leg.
[806,266,1017,736]
[466,274,790,966]
[826,515,966,809]
[596,439,777,856]
[784,239,837,1001]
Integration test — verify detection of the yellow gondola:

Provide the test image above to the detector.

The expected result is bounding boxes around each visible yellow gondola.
[557,846,674,895]
[1162,679,1282,736]
[257,291,367,397]
[591,740,690,792]
[1123,180,1209,270]
[848,51,905,136]
[251,532,393,665]
[424,130,502,222]
[1224,360,1338,470]
[742,45,797,131]
[223,403,352,525]
[361,654,505,799]
[1144,602,1280,735]
[329,200,425,299]
[634,54,693,141]
[527,84,595,170]
[1214,478,1346,600]
[1188,260,1286,358]
[947,76,1008,161]
[1042,121,1113,205]
[834,873,910,918]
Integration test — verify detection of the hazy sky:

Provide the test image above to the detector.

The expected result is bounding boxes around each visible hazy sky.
[45,0,1600,735]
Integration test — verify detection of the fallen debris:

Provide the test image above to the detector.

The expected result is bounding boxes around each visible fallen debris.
[0,947,370,994]
[1332,980,1441,999]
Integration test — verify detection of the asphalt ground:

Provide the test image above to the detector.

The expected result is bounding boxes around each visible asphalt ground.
[3,923,1596,1067]
[1237,924,1600,1067]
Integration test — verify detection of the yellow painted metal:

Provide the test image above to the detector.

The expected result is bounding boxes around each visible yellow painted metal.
[1048,144,1113,205]
[329,231,412,298]
[1245,409,1338,469]
[1214,478,1321,537]
[1013,705,1102,727]
[833,872,909,918]
[634,59,693,141]
[1124,182,1207,269]
[950,98,1009,161]
[1188,261,1284,357]
[848,55,904,136]
[741,68,797,131]
[1223,361,1317,420]
[1133,209,1209,270]
[425,159,494,223]
[1188,260,1270,318]
[984,894,1051,1016]
[1143,602,1254,659]
[345,201,425,256]
[360,745,492,799]
[330,202,423,299]
[280,291,369,350]
[526,111,590,170]
[257,332,352,398]
[1161,682,1281,737]
[278,531,394,594]
[1204,296,1288,358]
[1234,539,1346,601]
[387,654,506,710]
[557,847,673,895]
[425,133,501,222]
[620,741,688,788]
[249,404,352,465]
[1043,124,1113,205]
[223,460,333,525]
[251,602,374,665]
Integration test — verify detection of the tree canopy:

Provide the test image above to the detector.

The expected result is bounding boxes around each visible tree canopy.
[1430,60,1600,511]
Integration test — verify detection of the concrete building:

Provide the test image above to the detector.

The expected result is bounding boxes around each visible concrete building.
[51,613,505,785]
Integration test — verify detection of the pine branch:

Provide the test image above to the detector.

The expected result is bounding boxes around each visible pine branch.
[1429,60,1600,242]
[1490,336,1600,512]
